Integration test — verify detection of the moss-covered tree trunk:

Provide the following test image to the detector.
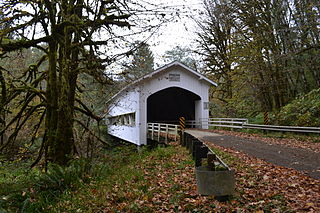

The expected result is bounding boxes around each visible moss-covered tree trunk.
[0,69,6,145]
[45,43,78,165]
[45,39,59,164]
[45,1,82,165]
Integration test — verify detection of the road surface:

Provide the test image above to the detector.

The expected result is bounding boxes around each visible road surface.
[186,129,320,179]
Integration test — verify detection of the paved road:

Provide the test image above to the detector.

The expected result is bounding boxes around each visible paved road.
[186,130,320,179]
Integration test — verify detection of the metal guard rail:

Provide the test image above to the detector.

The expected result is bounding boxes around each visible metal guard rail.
[147,123,180,142]
[244,124,320,134]
[186,118,320,134]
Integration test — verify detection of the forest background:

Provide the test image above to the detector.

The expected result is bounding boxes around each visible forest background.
[0,0,319,211]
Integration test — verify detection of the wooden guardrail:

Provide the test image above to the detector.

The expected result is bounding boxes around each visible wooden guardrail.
[186,118,248,129]
[186,118,320,134]
[206,118,248,129]
[147,123,180,142]
[181,132,235,196]
[181,132,231,169]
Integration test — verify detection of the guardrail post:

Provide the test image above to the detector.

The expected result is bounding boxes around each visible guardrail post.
[207,153,216,171]
[186,135,193,151]
[165,124,169,143]
[158,124,160,142]
[175,125,178,142]
[187,138,193,152]
[264,112,269,125]
[231,118,234,130]
[192,140,203,159]
[189,138,199,154]
[195,146,209,167]
[183,133,187,147]
[151,123,154,140]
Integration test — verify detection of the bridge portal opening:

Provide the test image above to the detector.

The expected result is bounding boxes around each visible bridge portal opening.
[147,87,201,123]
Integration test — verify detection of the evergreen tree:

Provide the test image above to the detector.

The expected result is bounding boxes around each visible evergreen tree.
[122,42,154,81]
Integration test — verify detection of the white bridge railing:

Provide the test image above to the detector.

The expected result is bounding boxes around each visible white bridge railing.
[147,123,180,142]
[186,118,320,134]
[186,118,248,129]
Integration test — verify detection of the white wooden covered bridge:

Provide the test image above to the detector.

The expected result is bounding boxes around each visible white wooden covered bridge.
[106,61,217,145]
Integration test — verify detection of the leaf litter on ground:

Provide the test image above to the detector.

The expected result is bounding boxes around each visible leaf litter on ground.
[52,139,319,212]
[211,129,320,153]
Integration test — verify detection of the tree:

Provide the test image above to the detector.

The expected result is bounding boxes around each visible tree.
[229,0,320,110]
[195,0,320,116]
[163,46,199,70]
[0,48,42,147]
[0,61,5,146]
[195,0,235,102]
[0,0,133,166]
[122,41,154,81]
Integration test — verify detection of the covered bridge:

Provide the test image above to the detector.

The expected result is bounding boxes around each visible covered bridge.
[106,61,217,145]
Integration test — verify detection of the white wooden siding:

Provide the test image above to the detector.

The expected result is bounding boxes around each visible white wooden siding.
[107,62,215,146]
[107,88,141,144]
[138,67,210,145]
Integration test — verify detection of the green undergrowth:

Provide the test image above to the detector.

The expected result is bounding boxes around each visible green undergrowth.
[0,143,142,212]
[0,160,38,212]
[0,143,194,212]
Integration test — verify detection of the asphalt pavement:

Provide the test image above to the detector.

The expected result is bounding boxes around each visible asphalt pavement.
[186,130,320,179]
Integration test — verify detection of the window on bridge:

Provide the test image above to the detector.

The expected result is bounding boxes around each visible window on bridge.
[147,87,201,124]
[108,112,136,126]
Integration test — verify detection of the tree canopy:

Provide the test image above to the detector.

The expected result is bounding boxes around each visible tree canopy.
[196,0,320,117]
[163,46,199,70]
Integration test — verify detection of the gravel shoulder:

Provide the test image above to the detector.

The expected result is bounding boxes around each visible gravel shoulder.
[186,129,320,179]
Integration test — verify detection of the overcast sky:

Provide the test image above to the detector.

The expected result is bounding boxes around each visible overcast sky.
[106,0,205,74]
[147,0,204,65]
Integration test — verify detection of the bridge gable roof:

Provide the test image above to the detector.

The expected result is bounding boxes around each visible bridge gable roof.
[108,61,217,104]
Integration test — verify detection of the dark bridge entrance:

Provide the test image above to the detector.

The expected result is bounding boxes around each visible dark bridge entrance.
[147,87,201,123]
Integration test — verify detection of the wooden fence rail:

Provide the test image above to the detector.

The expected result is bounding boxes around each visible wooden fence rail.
[147,123,180,142]
[186,118,248,129]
